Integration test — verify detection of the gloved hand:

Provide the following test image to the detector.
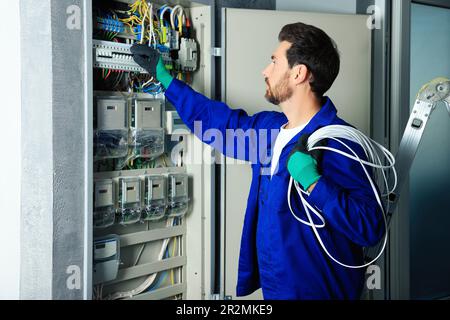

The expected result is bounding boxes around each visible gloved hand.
[287,134,325,191]
[130,44,174,89]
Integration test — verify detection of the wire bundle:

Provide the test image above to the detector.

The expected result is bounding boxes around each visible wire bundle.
[288,125,397,268]
[120,0,151,40]
[94,1,192,93]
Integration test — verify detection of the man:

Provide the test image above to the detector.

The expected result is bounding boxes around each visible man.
[131,22,384,300]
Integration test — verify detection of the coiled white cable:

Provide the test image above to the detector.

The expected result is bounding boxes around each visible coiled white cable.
[288,125,396,269]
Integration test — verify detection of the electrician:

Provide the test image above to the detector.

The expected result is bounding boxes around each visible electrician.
[131,22,384,300]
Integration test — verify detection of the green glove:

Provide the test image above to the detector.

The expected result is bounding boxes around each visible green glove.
[131,44,174,89]
[287,134,325,191]
[287,152,321,191]
[156,57,174,89]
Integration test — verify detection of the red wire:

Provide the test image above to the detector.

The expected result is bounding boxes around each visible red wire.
[105,69,112,80]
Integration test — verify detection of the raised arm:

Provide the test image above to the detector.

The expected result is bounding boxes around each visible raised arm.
[131,44,280,162]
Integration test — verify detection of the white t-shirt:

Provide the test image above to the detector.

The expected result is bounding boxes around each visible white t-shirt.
[270,122,307,177]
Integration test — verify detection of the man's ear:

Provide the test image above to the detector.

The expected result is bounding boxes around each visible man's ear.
[292,64,309,85]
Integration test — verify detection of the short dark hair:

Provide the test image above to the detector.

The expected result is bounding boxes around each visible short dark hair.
[279,22,340,98]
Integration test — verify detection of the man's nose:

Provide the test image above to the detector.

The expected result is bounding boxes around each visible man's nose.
[262,65,270,78]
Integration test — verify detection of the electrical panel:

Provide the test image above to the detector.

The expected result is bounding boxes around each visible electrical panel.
[91,0,208,300]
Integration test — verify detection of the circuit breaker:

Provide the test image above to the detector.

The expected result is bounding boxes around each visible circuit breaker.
[177,38,198,71]
[94,40,147,73]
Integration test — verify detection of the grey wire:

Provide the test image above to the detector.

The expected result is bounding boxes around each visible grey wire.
[133,221,150,266]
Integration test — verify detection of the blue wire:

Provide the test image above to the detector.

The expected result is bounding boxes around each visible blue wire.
[158,7,172,28]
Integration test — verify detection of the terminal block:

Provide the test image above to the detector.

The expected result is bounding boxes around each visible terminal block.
[93,40,147,73]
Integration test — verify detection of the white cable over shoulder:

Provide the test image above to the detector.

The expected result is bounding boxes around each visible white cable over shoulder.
[288,125,396,269]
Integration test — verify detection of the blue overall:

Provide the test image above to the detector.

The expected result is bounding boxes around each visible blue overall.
[165,79,385,300]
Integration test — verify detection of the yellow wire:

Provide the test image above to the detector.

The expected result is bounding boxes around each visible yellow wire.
[170,236,177,285]
[119,0,148,38]
[154,28,162,43]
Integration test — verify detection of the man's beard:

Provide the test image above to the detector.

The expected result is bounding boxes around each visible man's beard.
[264,72,293,106]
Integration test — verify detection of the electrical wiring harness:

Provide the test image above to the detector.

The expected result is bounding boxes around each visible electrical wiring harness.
[93,0,197,95]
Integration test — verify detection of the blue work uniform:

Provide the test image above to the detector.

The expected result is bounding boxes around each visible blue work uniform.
[165,79,385,300]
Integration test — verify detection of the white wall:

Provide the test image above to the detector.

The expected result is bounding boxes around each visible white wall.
[277,0,357,14]
[0,0,21,299]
